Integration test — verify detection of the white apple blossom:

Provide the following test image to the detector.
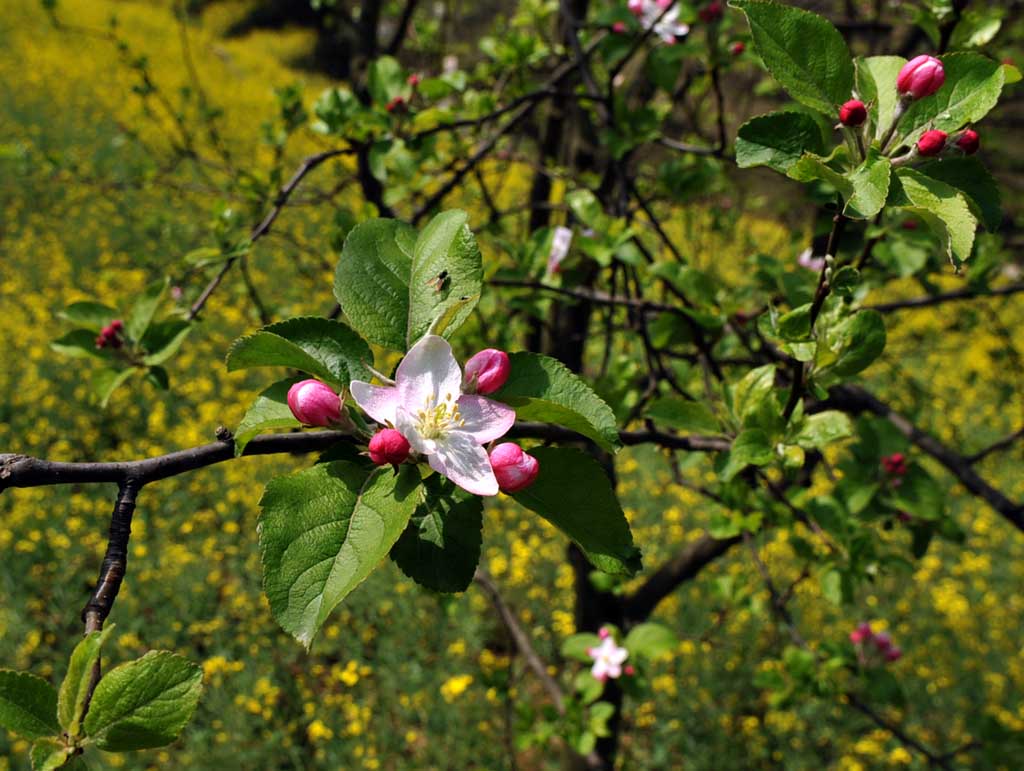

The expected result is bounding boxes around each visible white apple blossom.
[588,635,629,681]
[629,0,690,44]
[350,335,516,496]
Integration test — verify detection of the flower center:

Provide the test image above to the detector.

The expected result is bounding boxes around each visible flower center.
[415,393,465,440]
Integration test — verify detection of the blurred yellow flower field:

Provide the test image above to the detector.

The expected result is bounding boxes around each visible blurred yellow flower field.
[1,0,1022,769]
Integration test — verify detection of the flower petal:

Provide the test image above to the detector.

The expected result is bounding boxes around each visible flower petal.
[456,395,516,444]
[396,335,464,408]
[350,381,400,426]
[395,406,437,456]
[428,433,499,496]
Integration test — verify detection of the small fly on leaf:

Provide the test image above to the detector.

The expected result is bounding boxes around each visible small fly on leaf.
[426,270,450,293]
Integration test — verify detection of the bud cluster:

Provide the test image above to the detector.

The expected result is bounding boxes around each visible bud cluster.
[850,622,903,664]
[95,319,125,349]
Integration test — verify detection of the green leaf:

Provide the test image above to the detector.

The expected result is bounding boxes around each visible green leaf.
[233,378,303,456]
[733,365,776,423]
[226,317,372,388]
[92,367,138,408]
[565,190,606,229]
[856,56,906,142]
[334,218,417,351]
[51,330,106,359]
[82,651,202,751]
[126,278,168,342]
[511,448,641,576]
[368,56,406,106]
[407,210,483,346]
[720,429,774,481]
[140,320,191,366]
[30,739,71,771]
[562,633,601,662]
[735,111,825,173]
[819,310,887,378]
[624,623,678,661]
[820,569,843,605]
[920,158,1002,232]
[899,53,1005,146]
[58,626,114,738]
[59,301,118,331]
[644,397,721,434]
[889,168,977,263]
[259,462,422,647]
[492,353,620,451]
[789,150,891,219]
[731,0,854,116]
[390,476,483,593]
[0,670,59,739]
[792,411,853,450]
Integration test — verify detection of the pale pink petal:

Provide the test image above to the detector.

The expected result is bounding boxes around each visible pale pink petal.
[591,660,609,680]
[428,433,499,496]
[456,395,516,444]
[350,381,400,426]
[395,406,437,457]
[610,647,629,665]
[396,335,464,408]
[606,662,622,679]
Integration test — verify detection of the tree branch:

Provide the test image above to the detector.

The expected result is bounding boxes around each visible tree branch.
[473,569,565,714]
[622,533,740,622]
[820,384,1024,533]
[187,148,352,321]
[867,282,1024,313]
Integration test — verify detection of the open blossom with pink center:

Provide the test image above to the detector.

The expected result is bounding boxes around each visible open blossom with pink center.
[350,335,516,496]
[587,635,629,681]
[287,379,343,427]
[628,0,689,44]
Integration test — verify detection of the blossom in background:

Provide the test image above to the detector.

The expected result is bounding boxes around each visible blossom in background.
[588,629,629,681]
[797,248,825,273]
[628,0,690,44]
[547,225,574,275]
[350,335,515,496]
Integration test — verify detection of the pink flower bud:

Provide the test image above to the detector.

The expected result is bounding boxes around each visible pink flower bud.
[489,443,540,494]
[884,645,902,662]
[956,129,980,155]
[839,99,867,127]
[628,0,644,16]
[698,1,723,23]
[599,627,611,640]
[917,129,948,157]
[287,379,343,427]
[612,20,627,34]
[110,319,124,332]
[407,73,420,87]
[897,55,945,100]
[730,41,745,56]
[368,428,411,465]
[656,0,673,8]
[385,96,405,113]
[464,349,511,395]
[624,665,636,676]
[849,622,873,644]
[873,631,893,651]
[881,453,907,475]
